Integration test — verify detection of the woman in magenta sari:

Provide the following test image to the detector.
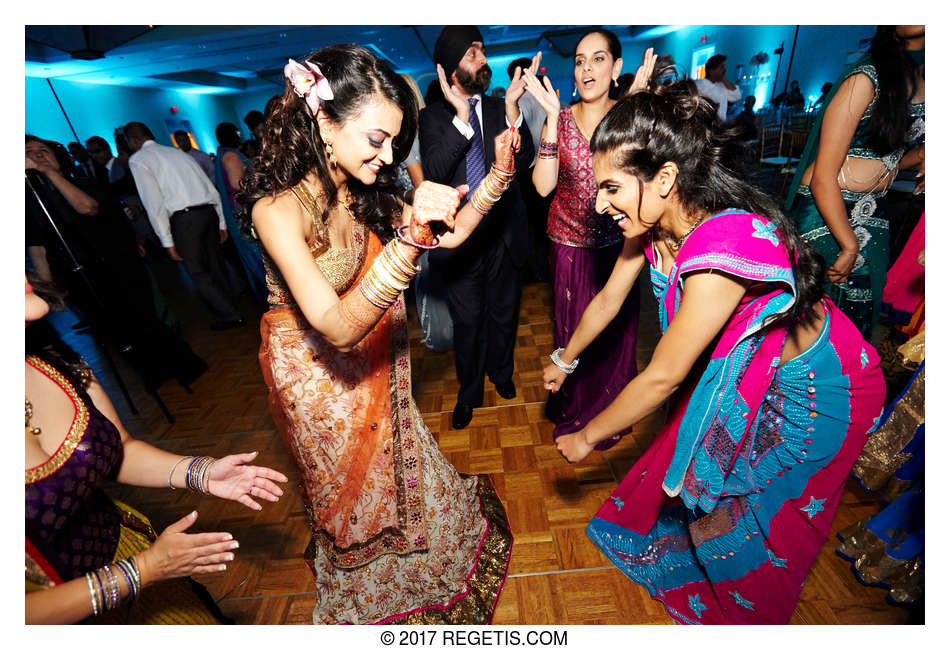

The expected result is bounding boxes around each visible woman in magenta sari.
[542,81,885,624]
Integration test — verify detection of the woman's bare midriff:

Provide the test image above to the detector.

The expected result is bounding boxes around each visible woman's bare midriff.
[798,157,897,195]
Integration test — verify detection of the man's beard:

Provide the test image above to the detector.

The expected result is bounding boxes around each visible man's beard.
[456,65,492,95]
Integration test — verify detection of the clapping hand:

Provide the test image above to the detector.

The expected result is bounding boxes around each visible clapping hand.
[523,68,561,123]
[505,51,542,107]
[437,64,473,123]
[627,48,658,96]
[206,451,288,511]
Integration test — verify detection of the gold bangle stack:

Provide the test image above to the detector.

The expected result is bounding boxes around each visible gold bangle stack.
[359,239,420,309]
[470,164,515,215]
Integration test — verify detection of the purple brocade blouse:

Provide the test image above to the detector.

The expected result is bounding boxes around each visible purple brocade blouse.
[546,106,624,249]
[25,356,124,581]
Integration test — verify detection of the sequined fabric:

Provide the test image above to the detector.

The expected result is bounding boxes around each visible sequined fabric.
[262,182,368,307]
[837,362,924,605]
[837,516,924,604]
[852,364,924,497]
[546,107,623,249]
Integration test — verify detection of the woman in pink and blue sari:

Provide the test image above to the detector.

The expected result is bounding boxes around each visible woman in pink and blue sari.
[542,81,885,624]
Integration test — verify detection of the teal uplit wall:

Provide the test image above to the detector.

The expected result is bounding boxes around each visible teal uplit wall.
[635,25,875,112]
[26,26,877,153]
[430,25,876,115]
[26,77,244,155]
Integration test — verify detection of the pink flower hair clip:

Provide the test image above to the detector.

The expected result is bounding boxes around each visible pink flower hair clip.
[284,58,334,115]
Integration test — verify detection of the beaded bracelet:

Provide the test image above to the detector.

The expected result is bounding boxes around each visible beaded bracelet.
[550,347,579,374]
[538,139,558,151]
[102,563,120,610]
[396,225,440,250]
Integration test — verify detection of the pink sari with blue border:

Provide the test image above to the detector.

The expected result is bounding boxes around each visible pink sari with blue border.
[587,209,885,623]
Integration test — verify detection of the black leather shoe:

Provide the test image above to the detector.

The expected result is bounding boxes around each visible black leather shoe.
[210,317,246,331]
[495,379,516,400]
[452,402,474,429]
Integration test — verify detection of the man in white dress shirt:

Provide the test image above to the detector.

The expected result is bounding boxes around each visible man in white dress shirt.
[124,121,244,329]
[695,54,741,122]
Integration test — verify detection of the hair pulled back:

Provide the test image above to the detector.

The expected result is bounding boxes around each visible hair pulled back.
[590,79,826,326]
[864,26,924,155]
[239,44,418,242]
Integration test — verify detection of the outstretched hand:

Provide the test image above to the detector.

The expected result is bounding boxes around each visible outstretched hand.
[627,47,658,96]
[136,511,238,586]
[206,451,288,511]
[493,126,521,173]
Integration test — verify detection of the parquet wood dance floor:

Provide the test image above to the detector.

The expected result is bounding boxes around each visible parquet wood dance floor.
[60,267,912,625]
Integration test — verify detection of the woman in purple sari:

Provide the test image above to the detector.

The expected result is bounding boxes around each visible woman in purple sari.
[542,81,885,624]
[526,29,655,449]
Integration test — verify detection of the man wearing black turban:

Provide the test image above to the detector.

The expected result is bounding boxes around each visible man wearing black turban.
[419,25,536,429]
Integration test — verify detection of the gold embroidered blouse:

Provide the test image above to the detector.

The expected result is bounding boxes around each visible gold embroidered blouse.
[262,182,369,306]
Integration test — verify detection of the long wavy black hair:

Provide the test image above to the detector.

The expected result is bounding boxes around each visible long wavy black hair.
[863,25,924,155]
[239,44,418,242]
[590,79,826,327]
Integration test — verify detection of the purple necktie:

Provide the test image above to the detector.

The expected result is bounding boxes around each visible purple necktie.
[465,97,486,200]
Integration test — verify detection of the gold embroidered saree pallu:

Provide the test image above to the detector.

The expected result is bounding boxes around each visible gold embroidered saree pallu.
[258,233,512,624]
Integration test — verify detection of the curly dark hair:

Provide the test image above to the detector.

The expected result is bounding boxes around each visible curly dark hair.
[864,25,925,155]
[239,44,418,243]
[25,273,93,391]
[590,79,826,327]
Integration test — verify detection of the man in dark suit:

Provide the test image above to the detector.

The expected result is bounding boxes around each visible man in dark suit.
[67,141,109,185]
[419,25,535,429]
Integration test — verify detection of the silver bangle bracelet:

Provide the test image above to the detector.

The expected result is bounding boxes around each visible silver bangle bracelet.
[550,348,578,374]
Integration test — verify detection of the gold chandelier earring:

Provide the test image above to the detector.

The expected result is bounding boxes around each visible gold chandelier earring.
[324,139,338,169]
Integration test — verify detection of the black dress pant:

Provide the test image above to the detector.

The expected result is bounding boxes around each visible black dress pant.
[170,206,242,321]
[439,239,521,407]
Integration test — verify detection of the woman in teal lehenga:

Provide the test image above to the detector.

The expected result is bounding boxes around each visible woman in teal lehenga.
[785,26,924,339]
